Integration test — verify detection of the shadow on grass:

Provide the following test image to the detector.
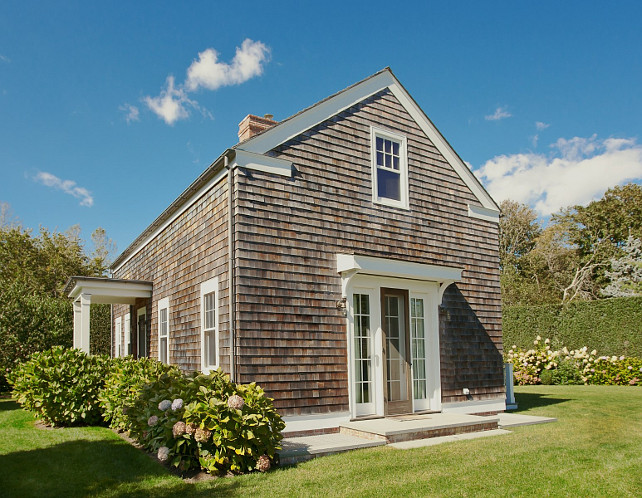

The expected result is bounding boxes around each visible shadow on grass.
[0,399,21,413]
[0,437,244,497]
[514,391,571,412]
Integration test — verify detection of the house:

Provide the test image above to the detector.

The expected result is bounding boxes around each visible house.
[66,68,505,425]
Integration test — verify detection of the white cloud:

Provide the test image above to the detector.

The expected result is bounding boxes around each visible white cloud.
[33,171,94,207]
[485,106,512,121]
[0,54,10,63]
[142,39,269,125]
[535,121,550,130]
[185,39,269,91]
[531,135,539,148]
[119,103,140,123]
[475,135,642,216]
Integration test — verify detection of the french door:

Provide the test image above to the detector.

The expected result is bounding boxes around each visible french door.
[381,288,412,415]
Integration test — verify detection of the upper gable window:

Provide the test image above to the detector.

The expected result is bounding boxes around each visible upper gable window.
[370,127,409,209]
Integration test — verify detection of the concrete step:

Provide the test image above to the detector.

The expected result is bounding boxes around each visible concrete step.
[340,413,499,444]
[279,432,386,465]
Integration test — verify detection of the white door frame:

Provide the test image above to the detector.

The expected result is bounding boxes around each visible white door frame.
[137,306,147,358]
[345,274,441,419]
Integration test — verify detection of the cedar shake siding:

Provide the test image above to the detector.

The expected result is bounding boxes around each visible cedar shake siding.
[112,176,230,373]
[233,88,504,414]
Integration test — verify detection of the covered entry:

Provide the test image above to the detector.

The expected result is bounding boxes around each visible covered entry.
[64,276,153,354]
[337,254,462,419]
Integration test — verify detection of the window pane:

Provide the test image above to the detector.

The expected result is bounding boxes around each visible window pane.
[376,151,384,166]
[160,337,168,364]
[207,329,216,367]
[384,139,391,153]
[376,137,383,151]
[377,169,400,200]
[204,292,215,330]
[392,142,399,155]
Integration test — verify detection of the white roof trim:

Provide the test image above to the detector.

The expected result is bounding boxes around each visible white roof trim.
[67,278,153,305]
[233,150,293,177]
[240,68,499,212]
[336,253,462,283]
[468,204,500,223]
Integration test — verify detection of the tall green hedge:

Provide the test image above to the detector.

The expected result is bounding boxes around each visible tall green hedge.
[503,296,642,358]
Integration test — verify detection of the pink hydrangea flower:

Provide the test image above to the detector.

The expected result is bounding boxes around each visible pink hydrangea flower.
[257,454,271,472]
[185,423,198,436]
[195,427,211,443]
[228,394,245,411]
[173,421,186,437]
[148,415,159,427]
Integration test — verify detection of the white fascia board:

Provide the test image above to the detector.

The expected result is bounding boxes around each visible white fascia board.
[386,82,499,212]
[468,204,500,223]
[337,253,462,283]
[240,71,396,154]
[112,168,227,273]
[68,280,153,303]
[441,398,507,415]
[232,150,293,177]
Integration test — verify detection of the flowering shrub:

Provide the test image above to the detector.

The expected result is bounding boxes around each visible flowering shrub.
[7,346,110,426]
[124,369,284,475]
[98,356,181,431]
[505,336,641,386]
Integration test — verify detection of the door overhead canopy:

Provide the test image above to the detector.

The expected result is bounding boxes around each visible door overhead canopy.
[65,276,153,305]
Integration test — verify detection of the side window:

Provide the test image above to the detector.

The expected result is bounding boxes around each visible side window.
[115,316,122,358]
[200,278,219,372]
[158,297,169,364]
[370,127,409,209]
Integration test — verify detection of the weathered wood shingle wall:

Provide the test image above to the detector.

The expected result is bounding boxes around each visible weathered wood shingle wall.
[234,89,503,414]
[112,177,230,373]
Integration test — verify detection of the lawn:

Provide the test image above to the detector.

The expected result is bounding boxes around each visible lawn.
[1,386,641,497]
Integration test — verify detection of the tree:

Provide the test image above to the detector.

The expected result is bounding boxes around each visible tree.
[0,217,114,390]
[602,236,642,297]
[499,200,541,270]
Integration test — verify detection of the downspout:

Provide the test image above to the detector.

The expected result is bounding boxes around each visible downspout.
[225,154,236,382]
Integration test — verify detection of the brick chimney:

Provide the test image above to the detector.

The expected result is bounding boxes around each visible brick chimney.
[238,114,278,142]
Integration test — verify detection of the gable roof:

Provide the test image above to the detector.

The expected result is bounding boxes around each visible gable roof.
[111,68,498,271]
[238,67,500,212]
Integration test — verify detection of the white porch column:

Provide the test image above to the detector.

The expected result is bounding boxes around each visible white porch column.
[73,299,82,349]
[79,293,92,354]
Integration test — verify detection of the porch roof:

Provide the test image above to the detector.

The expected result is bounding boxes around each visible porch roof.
[64,276,153,305]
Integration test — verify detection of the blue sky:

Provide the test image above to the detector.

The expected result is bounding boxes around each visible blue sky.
[2,1,642,259]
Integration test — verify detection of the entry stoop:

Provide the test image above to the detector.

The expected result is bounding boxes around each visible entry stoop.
[340,413,499,444]
[278,413,499,464]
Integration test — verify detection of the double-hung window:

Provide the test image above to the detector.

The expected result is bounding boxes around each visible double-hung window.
[158,297,169,364]
[200,278,219,372]
[370,127,409,209]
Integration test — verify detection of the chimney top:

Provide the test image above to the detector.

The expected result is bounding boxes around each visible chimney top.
[238,114,278,142]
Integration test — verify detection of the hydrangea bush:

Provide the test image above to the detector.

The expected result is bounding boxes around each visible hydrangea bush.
[505,336,641,386]
[7,346,110,426]
[124,369,284,475]
[99,356,181,431]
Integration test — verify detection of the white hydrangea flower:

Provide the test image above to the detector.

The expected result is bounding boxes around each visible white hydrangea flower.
[157,446,170,462]
[171,398,183,411]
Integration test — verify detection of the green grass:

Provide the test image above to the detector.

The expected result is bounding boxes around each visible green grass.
[1,386,641,497]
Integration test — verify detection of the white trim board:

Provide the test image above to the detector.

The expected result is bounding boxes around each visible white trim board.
[337,253,462,283]
[233,150,293,177]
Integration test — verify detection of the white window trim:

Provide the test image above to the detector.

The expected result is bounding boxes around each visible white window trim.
[114,316,122,358]
[124,313,131,356]
[200,277,220,373]
[158,297,170,364]
[370,126,409,210]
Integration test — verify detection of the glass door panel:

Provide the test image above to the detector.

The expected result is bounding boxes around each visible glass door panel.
[382,289,412,415]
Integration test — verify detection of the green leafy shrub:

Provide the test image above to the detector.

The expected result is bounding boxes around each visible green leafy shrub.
[589,356,642,386]
[7,346,109,426]
[99,356,181,430]
[124,369,285,475]
[551,359,584,385]
[506,336,641,386]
